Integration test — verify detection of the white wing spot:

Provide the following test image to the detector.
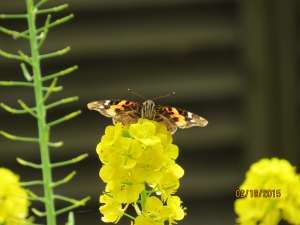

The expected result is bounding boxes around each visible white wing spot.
[104,101,110,105]
[100,106,104,109]
[188,112,193,118]
[190,119,195,123]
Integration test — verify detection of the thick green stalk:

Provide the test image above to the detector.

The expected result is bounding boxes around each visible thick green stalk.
[140,183,147,212]
[26,1,56,224]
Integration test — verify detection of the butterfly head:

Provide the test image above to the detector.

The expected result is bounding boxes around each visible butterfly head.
[142,100,155,119]
[128,89,175,120]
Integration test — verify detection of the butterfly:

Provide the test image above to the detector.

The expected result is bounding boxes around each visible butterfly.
[87,89,208,134]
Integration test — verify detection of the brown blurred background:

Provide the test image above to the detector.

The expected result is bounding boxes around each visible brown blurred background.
[0,0,299,224]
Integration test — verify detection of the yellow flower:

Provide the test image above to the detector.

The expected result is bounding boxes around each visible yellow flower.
[99,152,124,182]
[167,196,185,224]
[235,158,300,225]
[100,187,128,223]
[114,137,143,169]
[164,164,184,179]
[136,148,164,184]
[134,215,160,225]
[97,120,185,224]
[156,172,180,202]
[114,169,145,204]
[133,196,171,225]
[129,120,161,146]
[100,122,123,146]
[0,168,30,225]
[145,196,171,220]
[96,143,114,164]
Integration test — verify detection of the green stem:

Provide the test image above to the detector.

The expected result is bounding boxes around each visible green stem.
[0,81,34,87]
[54,195,78,204]
[20,180,45,186]
[18,50,32,65]
[36,15,51,50]
[140,183,147,212]
[21,63,33,81]
[34,0,48,9]
[42,65,78,81]
[67,211,74,225]
[0,49,23,60]
[47,110,81,127]
[0,130,39,142]
[32,208,47,217]
[48,141,63,147]
[51,171,76,188]
[1,100,78,114]
[42,78,57,103]
[1,102,33,114]
[54,197,90,216]
[21,14,74,36]
[0,81,62,91]
[39,46,70,59]
[26,0,56,224]
[0,26,30,39]
[124,213,136,220]
[51,153,88,168]
[11,192,46,203]
[36,4,68,14]
[0,14,28,19]
[146,184,158,197]
[18,99,39,119]
[17,158,42,169]
[45,96,78,110]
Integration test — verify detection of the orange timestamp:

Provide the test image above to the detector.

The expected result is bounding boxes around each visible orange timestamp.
[236,189,281,198]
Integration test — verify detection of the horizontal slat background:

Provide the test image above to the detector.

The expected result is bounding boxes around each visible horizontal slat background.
[0,0,299,225]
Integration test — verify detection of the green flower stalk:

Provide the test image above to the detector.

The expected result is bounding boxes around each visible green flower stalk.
[0,1,90,224]
[96,119,186,224]
[235,158,300,225]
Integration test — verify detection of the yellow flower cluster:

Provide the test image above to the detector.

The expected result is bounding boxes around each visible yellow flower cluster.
[235,158,300,225]
[96,119,185,224]
[0,168,30,225]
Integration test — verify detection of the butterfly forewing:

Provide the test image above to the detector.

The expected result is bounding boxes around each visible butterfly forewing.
[155,106,208,129]
[87,100,141,118]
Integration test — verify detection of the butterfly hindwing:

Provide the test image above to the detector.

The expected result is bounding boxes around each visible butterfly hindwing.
[112,111,140,126]
[154,113,178,134]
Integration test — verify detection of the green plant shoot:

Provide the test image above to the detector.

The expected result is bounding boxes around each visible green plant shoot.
[0,1,90,224]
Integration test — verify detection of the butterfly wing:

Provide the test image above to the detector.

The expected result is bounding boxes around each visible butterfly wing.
[87,100,142,125]
[154,114,178,134]
[155,106,208,133]
[87,100,208,133]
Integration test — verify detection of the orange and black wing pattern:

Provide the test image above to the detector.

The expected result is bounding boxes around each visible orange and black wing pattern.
[87,100,142,125]
[154,106,208,134]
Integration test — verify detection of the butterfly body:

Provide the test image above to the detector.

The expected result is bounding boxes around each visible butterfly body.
[87,99,208,134]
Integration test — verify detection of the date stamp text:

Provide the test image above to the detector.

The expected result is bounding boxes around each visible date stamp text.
[236,189,281,198]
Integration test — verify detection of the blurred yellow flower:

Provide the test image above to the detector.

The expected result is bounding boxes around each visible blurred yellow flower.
[0,167,30,225]
[235,158,300,225]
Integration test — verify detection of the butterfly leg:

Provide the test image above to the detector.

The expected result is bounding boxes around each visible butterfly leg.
[152,110,156,123]
[141,107,144,124]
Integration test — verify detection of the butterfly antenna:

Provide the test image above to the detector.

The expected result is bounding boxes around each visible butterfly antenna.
[152,92,175,101]
[128,89,148,100]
